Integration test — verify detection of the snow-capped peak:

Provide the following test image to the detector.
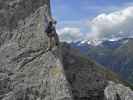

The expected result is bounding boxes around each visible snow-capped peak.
[108,37,122,42]
[78,40,103,46]
[75,37,133,47]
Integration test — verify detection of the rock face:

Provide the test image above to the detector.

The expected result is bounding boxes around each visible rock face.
[61,43,108,100]
[0,0,72,100]
[0,0,50,29]
[105,81,133,100]
[0,0,133,100]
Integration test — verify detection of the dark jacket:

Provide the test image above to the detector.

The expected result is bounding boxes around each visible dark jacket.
[45,23,56,37]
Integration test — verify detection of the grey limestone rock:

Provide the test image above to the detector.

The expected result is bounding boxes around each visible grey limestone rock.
[104,81,133,100]
[0,0,72,100]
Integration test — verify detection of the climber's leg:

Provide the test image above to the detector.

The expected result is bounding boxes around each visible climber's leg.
[52,36,55,48]
[54,33,59,46]
[51,37,55,48]
[47,37,52,51]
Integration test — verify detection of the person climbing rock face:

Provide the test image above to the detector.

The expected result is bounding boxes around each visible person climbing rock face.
[45,20,59,51]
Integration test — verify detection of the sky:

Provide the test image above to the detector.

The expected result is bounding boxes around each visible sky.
[51,0,133,42]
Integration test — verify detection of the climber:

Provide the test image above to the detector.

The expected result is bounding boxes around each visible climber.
[45,20,59,51]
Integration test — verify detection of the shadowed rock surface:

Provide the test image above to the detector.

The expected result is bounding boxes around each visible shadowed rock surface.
[61,43,108,100]
[61,43,133,100]
[0,0,133,100]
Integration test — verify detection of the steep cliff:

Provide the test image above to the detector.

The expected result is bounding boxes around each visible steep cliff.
[0,0,72,100]
[0,0,133,100]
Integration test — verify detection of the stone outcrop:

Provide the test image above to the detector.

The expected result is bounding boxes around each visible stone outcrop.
[0,0,72,100]
[0,0,133,100]
[61,43,108,100]
[104,81,133,100]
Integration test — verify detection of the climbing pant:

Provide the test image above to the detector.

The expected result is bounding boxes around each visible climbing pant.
[48,33,59,50]
[54,33,59,46]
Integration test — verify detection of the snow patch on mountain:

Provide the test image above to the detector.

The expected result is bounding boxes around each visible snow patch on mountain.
[75,37,133,47]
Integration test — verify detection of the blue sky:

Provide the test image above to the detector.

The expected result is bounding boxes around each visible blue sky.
[51,0,133,42]
[51,0,132,20]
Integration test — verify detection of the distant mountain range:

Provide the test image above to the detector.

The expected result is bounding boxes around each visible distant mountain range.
[71,37,133,84]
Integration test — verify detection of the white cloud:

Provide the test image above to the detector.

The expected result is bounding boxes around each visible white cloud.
[57,27,83,43]
[57,6,133,43]
[89,6,133,40]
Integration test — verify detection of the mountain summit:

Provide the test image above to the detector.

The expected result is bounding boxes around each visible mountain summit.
[0,0,133,100]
